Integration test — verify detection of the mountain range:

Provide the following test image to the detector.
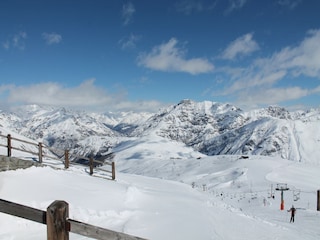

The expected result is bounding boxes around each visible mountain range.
[0,100,319,164]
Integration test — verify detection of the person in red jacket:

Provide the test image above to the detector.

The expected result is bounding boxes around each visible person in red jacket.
[288,205,296,223]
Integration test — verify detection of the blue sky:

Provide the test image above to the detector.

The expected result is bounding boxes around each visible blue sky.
[1,0,320,112]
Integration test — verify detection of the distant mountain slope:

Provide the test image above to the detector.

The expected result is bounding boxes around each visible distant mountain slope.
[1,105,152,160]
[0,101,319,164]
[131,100,320,163]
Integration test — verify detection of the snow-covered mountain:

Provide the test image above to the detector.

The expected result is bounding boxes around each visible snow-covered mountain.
[1,105,153,161]
[1,100,320,240]
[1,100,319,164]
[131,100,320,163]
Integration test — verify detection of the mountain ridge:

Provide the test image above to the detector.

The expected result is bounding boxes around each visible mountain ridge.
[1,100,319,164]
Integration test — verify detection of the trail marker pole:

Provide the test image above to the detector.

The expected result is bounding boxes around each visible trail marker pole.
[317,190,320,211]
[7,134,12,157]
[275,183,289,210]
[64,150,69,169]
[38,142,43,163]
[111,162,115,180]
[89,157,94,175]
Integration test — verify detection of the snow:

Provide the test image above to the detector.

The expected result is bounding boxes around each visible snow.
[2,102,320,164]
[1,102,320,239]
[1,134,320,240]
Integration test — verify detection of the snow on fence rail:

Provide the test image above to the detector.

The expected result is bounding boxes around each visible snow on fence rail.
[0,134,115,180]
[0,198,147,240]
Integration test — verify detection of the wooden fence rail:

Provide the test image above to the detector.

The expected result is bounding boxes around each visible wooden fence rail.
[0,134,115,180]
[0,199,147,240]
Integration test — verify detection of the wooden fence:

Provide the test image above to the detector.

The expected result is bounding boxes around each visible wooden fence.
[0,198,147,240]
[0,134,115,180]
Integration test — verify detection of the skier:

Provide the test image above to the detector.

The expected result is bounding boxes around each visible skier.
[287,205,296,223]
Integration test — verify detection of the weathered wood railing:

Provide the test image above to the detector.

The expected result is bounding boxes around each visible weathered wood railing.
[0,199,147,240]
[0,134,115,180]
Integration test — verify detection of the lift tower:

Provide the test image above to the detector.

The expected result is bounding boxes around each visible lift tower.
[275,183,289,210]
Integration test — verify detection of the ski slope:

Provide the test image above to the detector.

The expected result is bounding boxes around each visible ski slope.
[1,135,320,240]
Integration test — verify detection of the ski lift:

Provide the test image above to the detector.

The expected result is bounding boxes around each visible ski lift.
[275,183,290,210]
[202,184,207,192]
[268,184,275,198]
[242,193,246,199]
[251,192,258,199]
[275,183,289,191]
[293,189,300,201]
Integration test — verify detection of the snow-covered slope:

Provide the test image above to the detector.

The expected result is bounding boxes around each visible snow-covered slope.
[1,147,320,239]
[131,100,320,163]
[0,126,56,160]
[1,101,320,163]
[0,102,320,239]
[4,105,121,160]
[94,111,153,135]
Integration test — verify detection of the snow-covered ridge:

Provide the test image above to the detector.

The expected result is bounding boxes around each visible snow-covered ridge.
[130,100,320,163]
[1,100,319,164]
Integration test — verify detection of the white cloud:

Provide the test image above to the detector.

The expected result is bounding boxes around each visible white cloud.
[225,0,247,14]
[137,38,214,75]
[176,0,218,14]
[175,0,203,14]
[283,30,320,77]
[246,29,320,81]
[2,41,10,50]
[110,99,167,113]
[7,79,109,107]
[311,85,320,94]
[13,31,27,50]
[237,86,309,107]
[225,70,287,95]
[277,0,302,9]
[119,34,141,50]
[3,31,27,50]
[0,84,14,94]
[221,33,260,60]
[1,79,166,113]
[42,32,62,45]
[218,29,320,107]
[122,2,135,26]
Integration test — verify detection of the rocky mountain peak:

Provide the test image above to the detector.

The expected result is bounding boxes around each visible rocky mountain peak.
[1,101,319,164]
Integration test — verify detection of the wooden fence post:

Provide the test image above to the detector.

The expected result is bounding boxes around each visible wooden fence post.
[89,157,93,175]
[38,142,43,163]
[64,150,69,169]
[112,162,116,180]
[7,134,11,157]
[317,190,320,211]
[47,200,69,240]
